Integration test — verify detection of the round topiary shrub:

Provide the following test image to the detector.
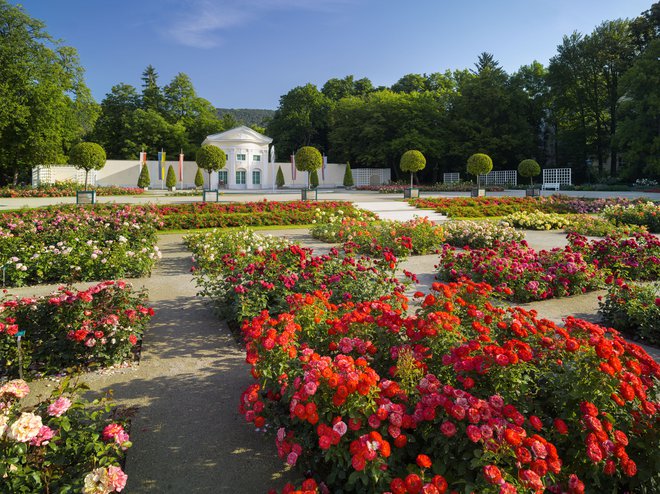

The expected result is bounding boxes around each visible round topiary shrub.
[518,159,541,186]
[69,142,106,189]
[196,145,227,187]
[294,146,322,188]
[467,153,493,188]
[400,150,426,188]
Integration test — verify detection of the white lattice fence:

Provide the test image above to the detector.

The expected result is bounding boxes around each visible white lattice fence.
[353,168,391,187]
[32,166,96,187]
[478,170,517,186]
[542,168,572,185]
[443,172,460,184]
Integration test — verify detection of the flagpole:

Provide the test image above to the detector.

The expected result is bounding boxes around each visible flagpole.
[179,148,183,191]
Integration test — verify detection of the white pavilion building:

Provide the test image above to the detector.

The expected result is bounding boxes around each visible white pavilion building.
[202,126,273,190]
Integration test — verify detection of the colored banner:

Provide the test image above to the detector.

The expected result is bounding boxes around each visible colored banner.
[178,153,184,181]
[139,151,147,164]
[157,151,166,180]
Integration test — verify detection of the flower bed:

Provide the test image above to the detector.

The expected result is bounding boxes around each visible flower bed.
[357,182,504,193]
[501,211,572,230]
[410,196,645,218]
[239,281,659,493]
[564,214,647,237]
[443,220,525,249]
[0,181,144,198]
[0,205,161,287]
[0,281,153,378]
[436,241,602,302]
[311,211,444,257]
[186,228,407,323]
[599,280,660,345]
[1,378,130,493]
[602,202,660,233]
[568,232,660,281]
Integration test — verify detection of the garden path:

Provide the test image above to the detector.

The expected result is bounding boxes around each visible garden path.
[353,200,448,222]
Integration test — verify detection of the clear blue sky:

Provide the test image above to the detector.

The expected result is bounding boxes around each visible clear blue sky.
[11,0,652,109]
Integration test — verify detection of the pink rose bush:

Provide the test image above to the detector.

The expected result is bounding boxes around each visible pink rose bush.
[436,240,602,302]
[0,280,153,377]
[193,230,659,493]
[0,378,130,492]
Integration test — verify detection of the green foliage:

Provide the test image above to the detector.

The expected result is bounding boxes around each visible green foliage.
[467,153,493,177]
[138,164,151,188]
[276,166,285,188]
[194,167,204,188]
[343,161,354,187]
[294,146,322,173]
[166,165,177,188]
[196,145,226,183]
[0,1,99,184]
[518,158,541,185]
[616,38,660,181]
[216,108,274,127]
[599,281,660,345]
[69,142,106,188]
[309,169,319,188]
[399,150,426,173]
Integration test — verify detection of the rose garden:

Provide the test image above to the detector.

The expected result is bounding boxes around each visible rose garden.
[0,191,658,494]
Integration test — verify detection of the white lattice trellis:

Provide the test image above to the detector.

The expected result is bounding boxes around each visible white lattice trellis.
[478,170,517,186]
[542,168,572,185]
[443,172,460,184]
[31,166,97,187]
[353,168,391,187]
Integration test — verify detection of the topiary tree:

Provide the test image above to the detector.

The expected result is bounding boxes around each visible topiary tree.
[518,159,541,186]
[276,166,285,188]
[194,167,204,188]
[400,150,426,188]
[343,161,354,188]
[294,146,322,189]
[310,169,319,189]
[196,145,227,187]
[69,142,106,189]
[138,164,151,189]
[467,153,493,189]
[166,165,177,189]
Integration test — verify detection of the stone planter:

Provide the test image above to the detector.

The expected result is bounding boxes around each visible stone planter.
[471,188,486,197]
[169,186,176,192]
[301,189,317,201]
[525,188,541,197]
[403,188,419,199]
[76,190,96,205]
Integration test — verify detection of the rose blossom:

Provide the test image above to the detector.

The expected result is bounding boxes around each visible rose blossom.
[29,425,55,446]
[8,412,42,442]
[0,379,30,399]
[106,466,128,492]
[48,396,72,417]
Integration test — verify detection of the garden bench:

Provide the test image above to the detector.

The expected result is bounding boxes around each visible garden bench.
[541,182,560,191]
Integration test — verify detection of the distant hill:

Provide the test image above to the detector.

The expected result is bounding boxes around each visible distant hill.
[216,108,275,127]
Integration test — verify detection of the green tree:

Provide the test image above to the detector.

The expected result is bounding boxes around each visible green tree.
[391,73,430,93]
[616,38,660,180]
[92,83,140,158]
[69,142,106,189]
[126,109,187,159]
[518,159,541,186]
[141,65,164,112]
[294,146,322,189]
[166,165,177,189]
[0,1,97,184]
[467,153,493,188]
[400,150,426,188]
[194,167,204,188]
[267,84,331,157]
[138,164,151,188]
[196,145,226,186]
[343,161,354,187]
[276,166,285,188]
